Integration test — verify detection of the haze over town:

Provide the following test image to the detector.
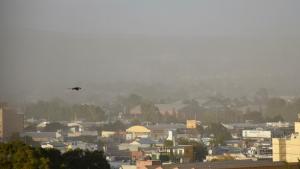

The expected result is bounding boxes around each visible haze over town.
[1,0,300,103]
[1,1,300,169]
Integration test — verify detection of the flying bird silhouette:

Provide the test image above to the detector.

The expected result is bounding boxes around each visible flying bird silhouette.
[69,87,82,91]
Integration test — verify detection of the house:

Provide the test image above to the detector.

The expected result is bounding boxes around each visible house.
[126,125,151,140]
[119,138,159,153]
[224,140,245,148]
[66,140,98,151]
[21,131,62,142]
[206,146,250,161]
[102,131,116,138]
[136,160,161,169]
[131,150,144,161]
[147,123,185,140]
[135,138,159,148]
[186,120,198,129]
[159,145,194,163]
[67,122,83,137]
[41,142,66,152]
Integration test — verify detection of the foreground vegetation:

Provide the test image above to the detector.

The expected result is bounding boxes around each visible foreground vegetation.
[0,141,110,169]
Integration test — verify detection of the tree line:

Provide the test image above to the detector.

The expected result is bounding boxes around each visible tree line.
[25,98,106,121]
[24,94,300,123]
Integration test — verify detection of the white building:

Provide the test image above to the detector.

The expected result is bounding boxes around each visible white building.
[242,130,271,139]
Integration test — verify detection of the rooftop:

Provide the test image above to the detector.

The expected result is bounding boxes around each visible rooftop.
[147,160,295,169]
[126,125,151,133]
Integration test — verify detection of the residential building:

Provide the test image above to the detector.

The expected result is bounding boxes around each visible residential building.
[242,130,271,139]
[102,131,116,138]
[273,115,300,162]
[206,146,250,162]
[0,103,24,141]
[224,140,245,148]
[22,131,62,142]
[159,145,194,163]
[136,160,161,169]
[131,150,144,161]
[186,120,197,129]
[66,140,98,151]
[67,122,83,137]
[147,123,184,140]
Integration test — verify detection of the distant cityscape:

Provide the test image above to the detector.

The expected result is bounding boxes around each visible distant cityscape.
[1,93,300,169]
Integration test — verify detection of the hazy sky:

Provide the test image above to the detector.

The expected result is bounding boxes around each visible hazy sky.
[2,0,300,37]
[1,0,300,102]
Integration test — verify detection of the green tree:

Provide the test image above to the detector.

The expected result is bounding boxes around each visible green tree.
[266,97,287,117]
[264,114,284,122]
[164,140,174,147]
[0,141,49,169]
[159,154,170,163]
[177,138,207,162]
[179,99,204,120]
[243,111,264,123]
[25,99,107,122]
[141,101,161,122]
[62,149,110,169]
[254,88,269,105]
[101,120,127,131]
[204,123,232,146]
[0,142,111,169]
[119,94,143,114]
[39,148,62,169]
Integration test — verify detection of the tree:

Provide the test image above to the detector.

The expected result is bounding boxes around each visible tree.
[62,149,110,169]
[0,142,111,169]
[193,141,208,162]
[0,141,49,169]
[101,120,127,132]
[25,99,107,122]
[177,138,207,162]
[164,140,173,148]
[179,99,204,120]
[39,148,62,169]
[264,114,284,122]
[140,101,161,122]
[266,98,287,117]
[254,88,269,105]
[119,94,143,114]
[243,111,264,123]
[204,123,232,146]
[159,154,170,163]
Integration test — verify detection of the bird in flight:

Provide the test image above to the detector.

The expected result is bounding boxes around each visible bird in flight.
[69,87,82,91]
